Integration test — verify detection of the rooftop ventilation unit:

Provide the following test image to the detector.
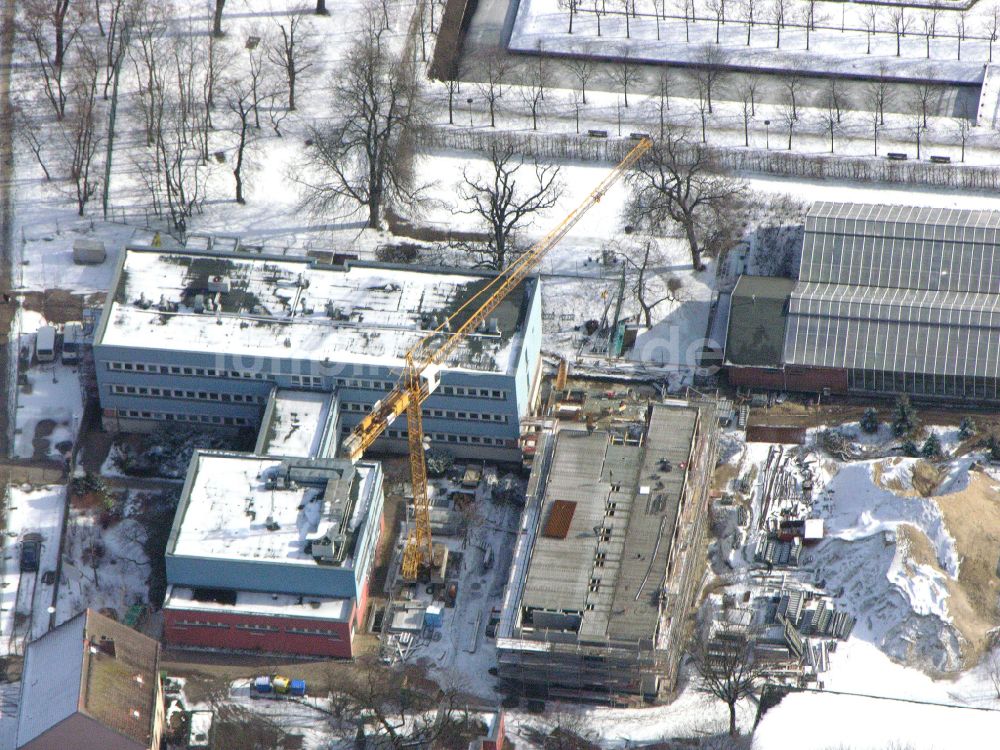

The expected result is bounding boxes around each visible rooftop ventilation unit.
[207,275,231,293]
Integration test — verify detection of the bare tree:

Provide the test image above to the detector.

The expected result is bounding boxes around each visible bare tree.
[911,110,925,160]
[624,128,746,270]
[565,49,597,104]
[741,0,757,44]
[910,79,935,128]
[691,632,763,737]
[987,649,1000,699]
[783,73,802,119]
[652,67,673,138]
[738,83,753,146]
[779,102,796,149]
[520,48,552,131]
[266,10,319,111]
[987,4,1000,62]
[297,10,425,228]
[707,0,725,43]
[332,657,466,748]
[610,46,641,107]
[818,88,840,153]
[15,104,52,180]
[458,138,563,270]
[20,0,91,119]
[693,44,727,113]
[213,0,226,36]
[955,105,971,162]
[64,43,103,215]
[129,11,209,233]
[771,0,790,48]
[213,704,287,750]
[889,6,910,57]
[801,0,822,51]
[619,240,685,326]
[97,0,138,99]
[920,10,935,58]
[227,79,257,204]
[739,70,761,116]
[866,96,881,155]
[862,6,878,55]
[956,10,968,60]
[865,63,893,126]
[822,77,844,123]
[472,47,511,127]
[675,0,692,41]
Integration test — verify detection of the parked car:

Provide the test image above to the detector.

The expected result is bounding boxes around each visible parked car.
[20,533,42,573]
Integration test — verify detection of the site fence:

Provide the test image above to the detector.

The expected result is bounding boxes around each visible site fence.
[425,126,1000,191]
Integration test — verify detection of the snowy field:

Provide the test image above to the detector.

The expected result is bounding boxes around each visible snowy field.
[511,0,1000,83]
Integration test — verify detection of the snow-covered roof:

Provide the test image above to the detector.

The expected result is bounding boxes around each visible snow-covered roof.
[96,247,534,375]
[164,586,351,622]
[256,389,338,459]
[16,611,85,745]
[168,452,379,568]
[752,688,1000,750]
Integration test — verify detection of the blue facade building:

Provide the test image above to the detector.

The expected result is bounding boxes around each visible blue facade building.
[93,246,544,461]
[165,452,384,601]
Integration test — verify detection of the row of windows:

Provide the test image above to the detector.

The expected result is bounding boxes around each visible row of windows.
[235,623,279,633]
[173,619,342,639]
[379,426,515,447]
[110,384,264,404]
[118,410,251,426]
[107,361,268,379]
[341,401,507,423]
[286,626,342,639]
[103,361,507,399]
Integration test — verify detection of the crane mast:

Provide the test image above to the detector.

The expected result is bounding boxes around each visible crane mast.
[342,138,653,579]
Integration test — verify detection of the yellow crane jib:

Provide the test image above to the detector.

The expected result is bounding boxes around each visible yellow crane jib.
[341,137,652,580]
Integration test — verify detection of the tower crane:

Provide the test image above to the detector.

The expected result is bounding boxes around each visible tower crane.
[342,137,653,580]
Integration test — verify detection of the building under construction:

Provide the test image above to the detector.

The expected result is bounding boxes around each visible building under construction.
[497,398,719,704]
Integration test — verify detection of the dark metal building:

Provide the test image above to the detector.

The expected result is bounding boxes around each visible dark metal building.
[726,202,1000,399]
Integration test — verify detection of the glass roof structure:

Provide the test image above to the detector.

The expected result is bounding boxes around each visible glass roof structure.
[784,202,1000,379]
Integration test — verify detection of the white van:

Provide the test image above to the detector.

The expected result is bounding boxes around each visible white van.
[35,326,56,364]
[62,322,83,364]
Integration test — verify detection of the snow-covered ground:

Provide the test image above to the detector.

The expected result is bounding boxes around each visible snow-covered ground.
[12,312,83,461]
[0,486,65,657]
[512,0,998,83]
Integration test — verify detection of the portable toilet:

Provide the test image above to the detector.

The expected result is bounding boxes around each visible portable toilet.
[290,679,307,697]
[424,603,444,629]
[272,675,291,694]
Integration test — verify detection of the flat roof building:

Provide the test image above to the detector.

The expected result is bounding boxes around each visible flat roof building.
[498,399,719,704]
[94,246,543,461]
[162,452,384,658]
[726,202,1000,400]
